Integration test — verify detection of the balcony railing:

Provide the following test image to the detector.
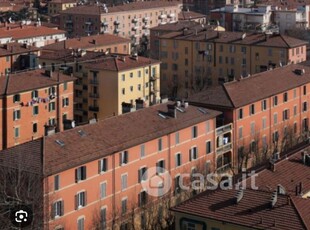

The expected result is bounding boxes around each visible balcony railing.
[216,163,232,173]
[216,143,232,155]
[216,123,232,136]
[89,79,99,85]
[89,106,99,112]
[89,93,99,98]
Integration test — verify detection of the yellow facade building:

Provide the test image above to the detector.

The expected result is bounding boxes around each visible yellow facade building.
[85,55,161,120]
[48,0,77,15]
[158,29,307,98]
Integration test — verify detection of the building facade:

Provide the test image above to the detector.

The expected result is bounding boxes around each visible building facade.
[58,1,182,53]
[48,0,77,15]
[189,61,310,171]
[157,29,307,97]
[0,69,75,150]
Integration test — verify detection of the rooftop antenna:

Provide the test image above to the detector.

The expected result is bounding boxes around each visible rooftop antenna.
[235,189,244,204]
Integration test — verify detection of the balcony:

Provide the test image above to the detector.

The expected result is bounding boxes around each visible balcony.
[142,25,149,29]
[132,26,138,31]
[89,79,99,85]
[216,163,232,173]
[102,21,109,27]
[143,17,149,22]
[89,93,99,98]
[216,143,232,155]
[114,28,120,34]
[216,123,232,136]
[150,74,158,81]
[114,20,120,25]
[168,13,175,18]
[89,106,99,112]
[132,18,138,23]
[158,14,167,19]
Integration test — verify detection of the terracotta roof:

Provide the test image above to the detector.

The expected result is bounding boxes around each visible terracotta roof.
[43,102,221,176]
[172,149,310,229]
[40,49,108,62]
[61,1,181,15]
[85,55,161,71]
[42,34,130,51]
[189,61,310,108]
[0,69,75,95]
[151,21,209,32]
[0,25,65,40]
[178,11,206,20]
[258,0,310,9]
[0,42,39,57]
[49,0,76,4]
[171,189,307,230]
[0,139,43,174]
[161,30,308,48]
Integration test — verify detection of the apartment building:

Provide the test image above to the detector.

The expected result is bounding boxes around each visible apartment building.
[41,33,131,53]
[0,24,66,47]
[157,28,307,97]
[0,69,75,150]
[48,0,77,15]
[85,54,161,120]
[178,10,207,24]
[0,42,40,75]
[189,61,310,171]
[172,148,310,230]
[59,1,182,52]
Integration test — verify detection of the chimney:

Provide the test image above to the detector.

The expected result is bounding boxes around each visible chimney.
[93,39,97,44]
[269,160,276,172]
[295,185,299,196]
[270,191,277,208]
[287,196,291,205]
[299,182,303,195]
[45,69,53,78]
[167,104,177,118]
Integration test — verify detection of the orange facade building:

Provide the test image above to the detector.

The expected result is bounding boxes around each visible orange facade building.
[189,61,310,171]
[0,69,75,150]
[41,102,231,229]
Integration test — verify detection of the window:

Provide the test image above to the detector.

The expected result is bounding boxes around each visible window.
[261,100,267,111]
[294,105,297,116]
[140,144,145,158]
[138,71,141,77]
[31,90,38,99]
[189,147,198,161]
[156,160,165,174]
[75,166,86,182]
[268,48,272,56]
[76,191,86,209]
[32,123,37,133]
[158,138,163,151]
[239,126,243,139]
[120,151,128,165]
[262,117,267,129]
[283,92,288,102]
[13,94,20,103]
[138,167,147,182]
[130,72,133,78]
[130,86,133,92]
[273,96,278,106]
[14,127,19,138]
[206,121,210,133]
[238,108,243,119]
[121,199,127,214]
[137,84,141,91]
[121,174,127,190]
[62,98,69,107]
[274,113,278,125]
[303,102,307,112]
[294,89,297,98]
[283,109,289,121]
[33,106,39,115]
[192,126,198,138]
[122,74,125,81]
[100,208,107,229]
[100,182,107,199]
[241,46,246,54]
[98,158,107,173]
[303,85,307,95]
[77,217,84,230]
[206,141,212,154]
[52,200,63,218]
[49,102,55,112]
[138,191,148,206]
[272,131,279,143]
[48,87,56,95]
[249,104,255,115]
[250,141,256,153]
[294,122,298,134]
[250,122,255,135]
[175,153,181,167]
[175,132,180,145]
[63,82,67,90]
[54,175,60,191]
[13,110,21,121]
[122,88,125,95]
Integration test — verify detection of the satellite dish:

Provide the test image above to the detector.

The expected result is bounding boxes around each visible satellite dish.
[71,120,76,128]
[38,64,42,69]
[242,33,246,40]
[279,61,282,67]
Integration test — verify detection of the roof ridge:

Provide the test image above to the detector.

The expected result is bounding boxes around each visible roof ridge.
[280,34,291,48]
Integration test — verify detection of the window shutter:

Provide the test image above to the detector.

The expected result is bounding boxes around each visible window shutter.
[98,160,101,174]
[119,152,122,166]
[51,203,55,219]
[138,169,141,183]
[103,159,107,171]
[82,166,86,180]
[84,191,87,206]
[75,169,78,183]
[61,201,64,216]
[125,151,128,163]
[75,194,78,210]
[138,193,141,207]
[189,149,192,161]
